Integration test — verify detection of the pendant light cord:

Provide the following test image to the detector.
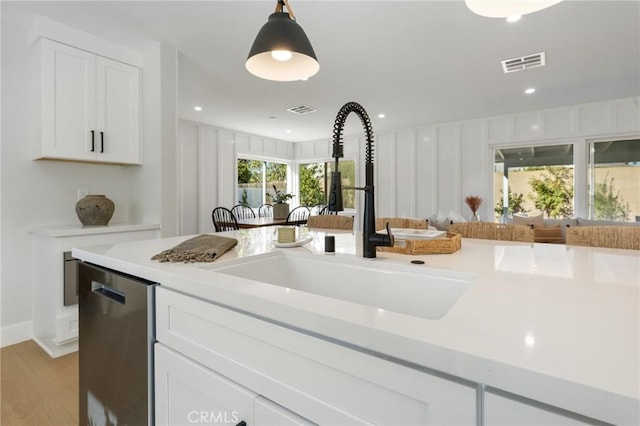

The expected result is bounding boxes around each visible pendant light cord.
[275,0,296,20]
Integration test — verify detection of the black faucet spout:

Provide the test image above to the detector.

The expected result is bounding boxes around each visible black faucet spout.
[328,102,394,258]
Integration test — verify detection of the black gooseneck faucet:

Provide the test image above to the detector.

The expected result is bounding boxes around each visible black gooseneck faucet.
[328,102,394,258]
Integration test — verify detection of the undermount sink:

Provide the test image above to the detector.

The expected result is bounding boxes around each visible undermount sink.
[210,252,474,320]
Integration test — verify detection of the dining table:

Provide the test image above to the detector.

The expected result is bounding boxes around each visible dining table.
[234,217,289,229]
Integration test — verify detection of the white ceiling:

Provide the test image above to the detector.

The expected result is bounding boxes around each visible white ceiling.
[5,1,640,142]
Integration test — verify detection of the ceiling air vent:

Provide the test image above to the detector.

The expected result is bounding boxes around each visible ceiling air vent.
[286,104,318,115]
[501,52,546,73]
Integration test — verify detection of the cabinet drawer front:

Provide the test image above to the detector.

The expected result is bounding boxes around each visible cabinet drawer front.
[156,287,476,425]
[484,392,594,426]
[155,343,256,426]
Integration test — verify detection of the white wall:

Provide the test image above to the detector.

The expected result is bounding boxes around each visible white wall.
[0,9,175,344]
[295,97,640,224]
[177,121,294,235]
[177,98,638,236]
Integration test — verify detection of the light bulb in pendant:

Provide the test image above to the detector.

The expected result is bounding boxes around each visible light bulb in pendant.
[271,50,293,62]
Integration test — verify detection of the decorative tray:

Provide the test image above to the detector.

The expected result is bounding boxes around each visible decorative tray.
[377,232,462,255]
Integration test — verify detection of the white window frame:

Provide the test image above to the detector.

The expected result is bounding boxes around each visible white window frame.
[236,154,294,207]
[490,133,639,221]
[295,157,358,217]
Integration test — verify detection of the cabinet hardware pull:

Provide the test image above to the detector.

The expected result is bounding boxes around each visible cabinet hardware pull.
[90,130,95,152]
[100,132,104,153]
[91,283,126,305]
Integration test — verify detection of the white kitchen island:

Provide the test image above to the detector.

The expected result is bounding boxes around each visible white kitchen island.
[72,227,639,425]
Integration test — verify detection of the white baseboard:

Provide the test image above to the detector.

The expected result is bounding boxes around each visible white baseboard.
[1,320,33,348]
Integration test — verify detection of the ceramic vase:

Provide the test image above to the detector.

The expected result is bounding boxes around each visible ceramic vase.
[75,195,115,226]
[273,203,290,220]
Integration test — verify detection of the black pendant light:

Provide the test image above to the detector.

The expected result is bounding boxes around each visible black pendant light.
[246,0,319,82]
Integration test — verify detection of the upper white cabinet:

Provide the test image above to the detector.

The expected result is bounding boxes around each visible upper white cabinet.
[37,38,141,164]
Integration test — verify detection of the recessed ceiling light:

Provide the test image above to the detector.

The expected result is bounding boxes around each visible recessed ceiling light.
[194,106,202,111]
[466,0,563,18]
[378,113,385,119]
[506,15,521,22]
[525,87,536,94]
[285,129,292,134]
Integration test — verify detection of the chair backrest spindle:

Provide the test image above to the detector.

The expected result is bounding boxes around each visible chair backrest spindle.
[212,207,239,232]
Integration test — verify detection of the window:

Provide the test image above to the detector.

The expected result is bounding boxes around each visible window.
[299,160,356,209]
[494,144,574,220]
[494,138,640,223]
[589,139,640,222]
[237,159,287,207]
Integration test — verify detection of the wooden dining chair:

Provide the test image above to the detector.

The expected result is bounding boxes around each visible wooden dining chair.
[318,206,337,215]
[211,207,239,232]
[285,206,311,226]
[258,203,273,218]
[449,222,535,242]
[231,204,256,219]
[566,226,640,250]
[309,203,327,215]
[307,215,354,230]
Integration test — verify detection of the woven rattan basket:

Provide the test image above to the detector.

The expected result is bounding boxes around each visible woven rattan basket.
[377,232,462,255]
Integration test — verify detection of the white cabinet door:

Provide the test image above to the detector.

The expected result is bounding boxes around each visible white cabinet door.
[156,287,477,425]
[95,56,140,164]
[41,38,96,161]
[155,343,256,426]
[254,397,315,426]
[38,38,141,164]
[484,392,593,426]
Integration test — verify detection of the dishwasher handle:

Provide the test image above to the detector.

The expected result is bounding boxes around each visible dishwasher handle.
[91,281,126,305]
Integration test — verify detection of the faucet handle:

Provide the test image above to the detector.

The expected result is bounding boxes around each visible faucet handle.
[384,222,395,247]
[369,222,395,248]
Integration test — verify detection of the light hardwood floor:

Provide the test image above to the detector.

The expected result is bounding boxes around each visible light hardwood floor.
[1,340,78,426]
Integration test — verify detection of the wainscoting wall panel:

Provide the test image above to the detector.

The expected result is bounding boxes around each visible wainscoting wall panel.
[177,121,295,234]
[375,132,396,218]
[578,104,612,133]
[199,126,219,233]
[544,108,574,136]
[514,113,542,140]
[178,97,639,234]
[460,121,486,221]
[395,130,416,219]
[178,122,200,236]
[436,124,461,216]
[415,128,437,219]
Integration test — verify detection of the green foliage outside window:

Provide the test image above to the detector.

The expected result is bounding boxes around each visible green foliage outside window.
[237,159,263,184]
[327,161,356,209]
[237,159,288,207]
[299,161,356,209]
[494,190,528,218]
[593,173,631,220]
[266,163,288,195]
[527,166,574,219]
[299,163,326,206]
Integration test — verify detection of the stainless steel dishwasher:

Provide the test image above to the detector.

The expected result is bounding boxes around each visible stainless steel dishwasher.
[79,261,156,426]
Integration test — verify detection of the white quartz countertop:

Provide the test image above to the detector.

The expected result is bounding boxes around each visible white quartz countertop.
[72,227,640,424]
[29,222,160,237]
